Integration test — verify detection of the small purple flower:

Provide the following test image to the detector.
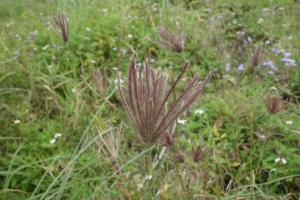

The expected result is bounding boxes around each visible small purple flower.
[237,64,245,71]
[262,61,276,70]
[271,48,281,54]
[262,61,272,67]
[284,52,291,58]
[268,70,275,76]
[281,58,297,66]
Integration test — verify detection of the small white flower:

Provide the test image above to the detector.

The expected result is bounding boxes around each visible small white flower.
[71,88,77,93]
[145,175,152,180]
[258,18,264,24]
[137,183,144,190]
[42,44,50,50]
[112,47,117,51]
[236,31,245,36]
[285,120,293,125]
[265,40,271,44]
[50,138,56,144]
[149,58,156,63]
[177,119,187,125]
[225,63,231,72]
[102,8,108,13]
[15,34,21,40]
[14,119,21,124]
[137,63,142,68]
[255,132,266,140]
[91,59,97,64]
[120,48,128,55]
[29,30,38,37]
[114,79,124,85]
[195,109,205,115]
[127,34,133,39]
[54,133,62,138]
[270,168,277,172]
[86,27,91,32]
[275,157,287,165]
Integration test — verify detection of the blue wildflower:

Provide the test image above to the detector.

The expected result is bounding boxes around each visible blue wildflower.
[281,58,296,66]
[262,61,276,70]
[237,64,245,71]
[268,70,275,76]
[271,48,281,54]
[284,52,291,58]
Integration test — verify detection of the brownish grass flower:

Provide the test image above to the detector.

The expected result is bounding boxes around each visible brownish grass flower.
[250,46,264,67]
[51,12,69,43]
[171,152,185,163]
[117,56,212,147]
[264,96,284,113]
[157,25,185,53]
[192,147,207,163]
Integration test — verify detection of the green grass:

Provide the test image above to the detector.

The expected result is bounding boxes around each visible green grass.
[1,0,300,199]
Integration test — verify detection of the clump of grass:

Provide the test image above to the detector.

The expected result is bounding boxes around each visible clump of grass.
[116,55,212,147]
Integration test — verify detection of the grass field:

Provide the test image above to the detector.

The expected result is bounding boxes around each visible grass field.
[1,0,300,199]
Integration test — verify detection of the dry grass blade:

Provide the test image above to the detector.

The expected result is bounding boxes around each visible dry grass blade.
[157,25,185,53]
[51,12,69,43]
[117,56,212,147]
[96,123,122,164]
[92,68,109,97]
